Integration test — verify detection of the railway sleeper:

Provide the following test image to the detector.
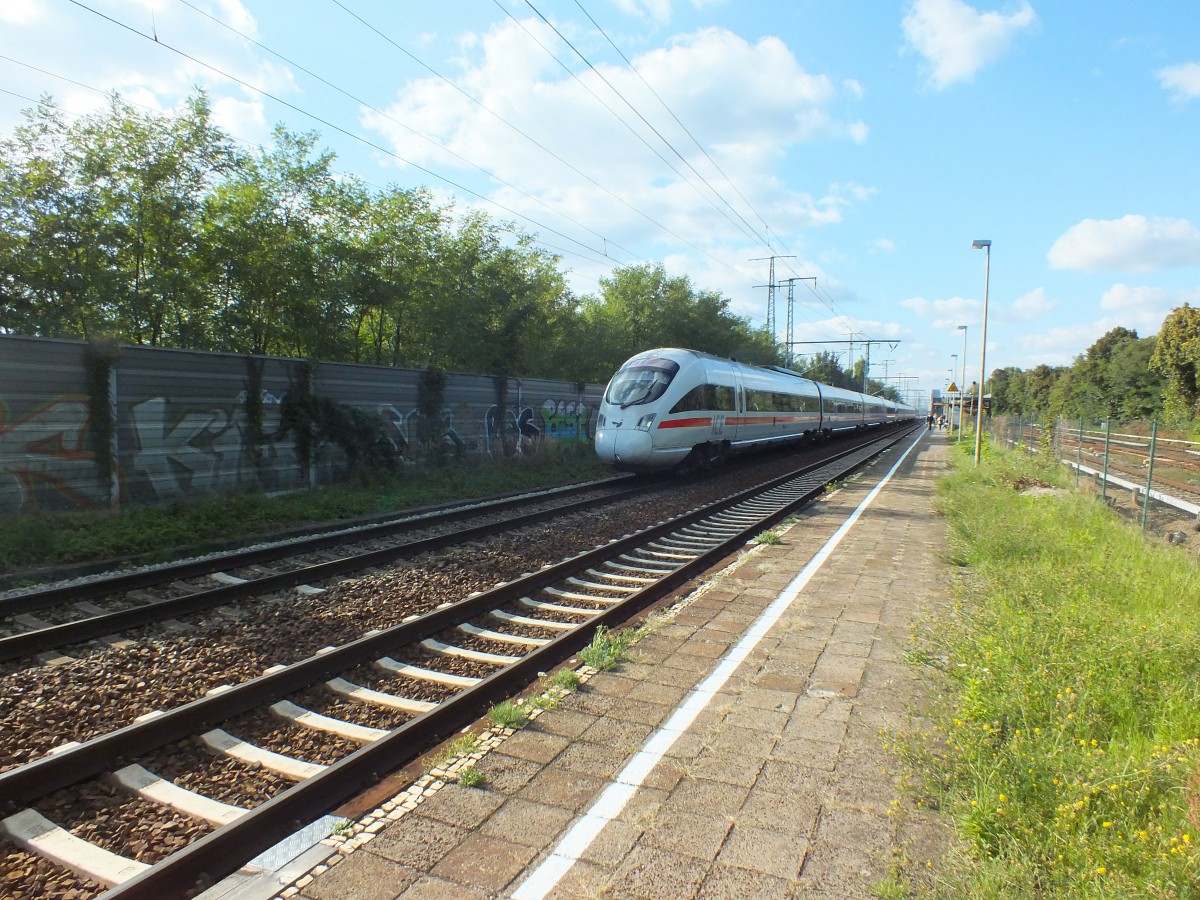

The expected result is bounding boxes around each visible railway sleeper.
[457,622,549,647]
[517,597,601,618]
[200,729,325,781]
[374,657,481,687]
[270,699,390,744]
[490,609,577,632]
[0,808,148,888]
[109,763,246,828]
[326,676,438,714]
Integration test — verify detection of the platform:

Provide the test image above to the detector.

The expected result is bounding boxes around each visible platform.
[281,428,952,900]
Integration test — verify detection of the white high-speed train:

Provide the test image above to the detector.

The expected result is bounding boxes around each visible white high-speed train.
[594,348,917,472]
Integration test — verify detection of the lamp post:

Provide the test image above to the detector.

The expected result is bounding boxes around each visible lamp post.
[971,240,991,465]
[957,324,968,444]
[950,354,958,432]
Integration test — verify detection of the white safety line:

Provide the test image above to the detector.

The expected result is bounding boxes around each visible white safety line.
[510,431,924,900]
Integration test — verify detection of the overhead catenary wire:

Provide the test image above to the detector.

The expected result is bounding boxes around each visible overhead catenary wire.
[58,0,631,271]
[326,0,748,280]
[171,0,639,267]
[572,0,778,246]
[0,55,623,276]
[509,0,765,250]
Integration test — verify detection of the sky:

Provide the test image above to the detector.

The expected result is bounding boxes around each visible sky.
[2,0,1199,406]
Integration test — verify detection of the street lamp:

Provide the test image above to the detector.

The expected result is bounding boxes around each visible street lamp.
[971,240,991,465]
[957,324,968,444]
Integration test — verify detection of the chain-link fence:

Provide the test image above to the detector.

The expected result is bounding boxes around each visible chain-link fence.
[990,415,1200,540]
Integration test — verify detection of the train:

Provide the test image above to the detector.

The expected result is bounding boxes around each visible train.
[594,347,917,472]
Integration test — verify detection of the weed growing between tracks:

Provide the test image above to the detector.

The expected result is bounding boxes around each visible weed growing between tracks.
[0,444,609,573]
[901,442,1200,897]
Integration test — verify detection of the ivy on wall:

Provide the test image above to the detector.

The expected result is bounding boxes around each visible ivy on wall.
[84,338,120,506]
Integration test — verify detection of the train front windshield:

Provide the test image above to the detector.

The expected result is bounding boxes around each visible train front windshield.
[605,357,680,408]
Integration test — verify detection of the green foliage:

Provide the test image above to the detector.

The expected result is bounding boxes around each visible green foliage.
[754,530,782,545]
[456,765,486,787]
[578,625,635,672]
[549,669,583,692]
[1151,304,1200,423]
[0,451,611,571]
[487,700,529,729]
[906,445,1200,896]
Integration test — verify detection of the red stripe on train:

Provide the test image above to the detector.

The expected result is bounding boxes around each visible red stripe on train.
[657,417,713,428]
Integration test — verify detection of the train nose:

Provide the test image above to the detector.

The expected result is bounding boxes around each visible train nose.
[595,425,653,467]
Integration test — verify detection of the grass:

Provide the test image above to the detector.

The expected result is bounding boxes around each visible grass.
[899,440,1200,897]
[754,529,782,545]
[456,765,487,788]
[549,668,583,692]
[0,444,610,574]
[487,700,529,730]
[578,625,636,672]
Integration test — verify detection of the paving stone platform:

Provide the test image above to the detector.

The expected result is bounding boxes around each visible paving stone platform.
[287,428,952,899]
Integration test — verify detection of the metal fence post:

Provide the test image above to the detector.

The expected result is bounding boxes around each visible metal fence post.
[1140,421,1158,530]
[1075,417,1084,488]
[1101,418,1112,503]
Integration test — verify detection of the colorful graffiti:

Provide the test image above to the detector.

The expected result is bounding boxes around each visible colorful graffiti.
[541,399,592,442]
[0,396,108,513]
[129,393,301,502]
[0,374,597,513]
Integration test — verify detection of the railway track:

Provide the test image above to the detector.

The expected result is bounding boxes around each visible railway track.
[0,475,655,661]
[0,425,919,900]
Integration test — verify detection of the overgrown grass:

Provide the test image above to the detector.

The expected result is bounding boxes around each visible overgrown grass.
[487,700,529,730]
[903,442,1200,896]
[0,444,609,574]
[578,624,637,672]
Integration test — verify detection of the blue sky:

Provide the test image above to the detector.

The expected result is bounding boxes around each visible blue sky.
[2,0,1198,405]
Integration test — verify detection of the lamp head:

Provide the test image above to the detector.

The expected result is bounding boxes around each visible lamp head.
[957,324,967,331]
[971,239,991,249]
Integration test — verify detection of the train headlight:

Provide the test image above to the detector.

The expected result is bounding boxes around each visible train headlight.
[635,413,657,431]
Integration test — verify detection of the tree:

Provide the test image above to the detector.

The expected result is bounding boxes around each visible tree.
[202,127,338,356]
[1151,304,1200,422]
[0,98,117,338]
[75,92,233,347]
[1108,337,1163,420]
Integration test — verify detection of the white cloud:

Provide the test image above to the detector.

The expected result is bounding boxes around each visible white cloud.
[1010,286,1055,320]
[361,20,868,254]
[901,0,1037,89]
[613,0,673,24]
[0,0,43,25]
[1100,283,1172,313]
[1047,215,1200,272]
[901,294,980,329]
[1158,62,1200,103]
[870,238,896,253]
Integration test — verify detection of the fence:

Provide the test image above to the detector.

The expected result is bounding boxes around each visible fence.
[0,335,605,515]
[991,415,1200,534]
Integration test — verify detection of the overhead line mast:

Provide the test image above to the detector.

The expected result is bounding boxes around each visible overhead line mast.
[751,255,796,350]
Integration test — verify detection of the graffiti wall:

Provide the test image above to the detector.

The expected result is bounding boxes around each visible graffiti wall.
[0,336,603,515]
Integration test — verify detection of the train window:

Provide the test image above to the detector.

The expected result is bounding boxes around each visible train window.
[670,384,735,413]
[605,358,680,407]
[747,389,820,413]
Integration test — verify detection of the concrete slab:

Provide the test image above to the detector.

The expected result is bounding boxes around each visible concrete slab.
[285,431,954,900]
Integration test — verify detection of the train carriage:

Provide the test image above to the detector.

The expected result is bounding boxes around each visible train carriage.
[595,348,916,472]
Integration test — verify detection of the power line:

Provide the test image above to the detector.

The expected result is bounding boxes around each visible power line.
[61,0,623,269]
[327,0,736,274]
[513,0,764,250]
[569,0,776,251]
[171,0,638,267]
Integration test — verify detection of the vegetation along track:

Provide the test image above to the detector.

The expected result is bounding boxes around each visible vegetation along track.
[0,475,651,660]
[0,425,918,900]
